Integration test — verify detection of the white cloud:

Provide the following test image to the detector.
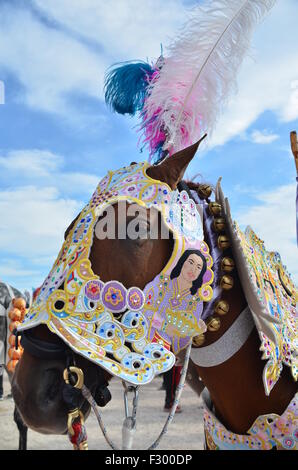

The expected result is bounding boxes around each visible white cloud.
[0,150,62,177]
[1,0,297,143]
[281,80,298,122]
[0,1,186,117]
[0,5,106,114]
[206,0,298,147]
[0,148,100,288]
[250,130,279,144]
[0,260,37,278]
[236,182,298,283]
[0,149,100,196]
[0,185,81,258]
[32,0,186,61]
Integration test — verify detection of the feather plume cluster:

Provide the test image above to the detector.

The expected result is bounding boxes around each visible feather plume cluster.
[141,0,276,156]
[104,61,156,116]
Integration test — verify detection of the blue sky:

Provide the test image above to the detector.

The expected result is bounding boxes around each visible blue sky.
[0,0,297,292]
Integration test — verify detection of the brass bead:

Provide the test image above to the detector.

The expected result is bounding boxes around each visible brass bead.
[214,300,230,316]
[199,184,212,199]
[221,257,235,273]
[192,334,205,347]
[220,275,234,290]
[208,202,222,216]
[207,316,221,332]
[212,217,226,232]
[218,235,230,250]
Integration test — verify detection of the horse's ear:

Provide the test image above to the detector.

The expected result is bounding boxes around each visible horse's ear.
[146,134,207,189]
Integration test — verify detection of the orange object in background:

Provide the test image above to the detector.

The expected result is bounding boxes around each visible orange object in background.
[6,297,27,373]
[9,320,21,333]
[7,360,19,373]
[13,298,26,311]
[8,347,22,360]
[8,307,22,322]
[8,334,21,347]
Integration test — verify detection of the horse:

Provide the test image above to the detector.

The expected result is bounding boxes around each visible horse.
[10,137,297,450]
[0,281,30,450]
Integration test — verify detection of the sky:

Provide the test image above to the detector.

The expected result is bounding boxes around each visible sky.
[0,0,297,292]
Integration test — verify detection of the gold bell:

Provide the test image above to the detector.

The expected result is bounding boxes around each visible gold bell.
[192,334,205,347]
[220,275,234,290]
[213,217,226,232]
[198,184,212,199]
[207,317,221,332]
[214,300,230,316]
[218,235,230,250]
[208,202,222,216]
[221,257,235,273]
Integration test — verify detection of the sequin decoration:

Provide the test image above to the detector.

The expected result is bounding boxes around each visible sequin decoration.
[18,161,213,385]
[233,224,297,395]
[203,392,298,450]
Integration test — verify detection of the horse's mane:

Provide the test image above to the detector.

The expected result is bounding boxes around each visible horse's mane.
[181,180,222,321]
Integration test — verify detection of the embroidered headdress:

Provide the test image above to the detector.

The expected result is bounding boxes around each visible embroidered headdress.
[18,162,213,385]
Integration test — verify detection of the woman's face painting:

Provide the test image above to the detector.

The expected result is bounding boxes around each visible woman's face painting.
[181,254,204,283]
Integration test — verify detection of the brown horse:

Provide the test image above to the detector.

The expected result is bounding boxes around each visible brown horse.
[11,138,297,447]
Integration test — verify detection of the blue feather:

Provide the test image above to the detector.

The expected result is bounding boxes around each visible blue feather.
[104,61,155,115]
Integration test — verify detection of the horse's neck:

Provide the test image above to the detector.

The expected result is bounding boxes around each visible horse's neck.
[187,192,296,435]
[191,265,296,434]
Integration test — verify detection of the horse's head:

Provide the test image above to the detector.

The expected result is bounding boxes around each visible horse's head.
[12,137,209,434]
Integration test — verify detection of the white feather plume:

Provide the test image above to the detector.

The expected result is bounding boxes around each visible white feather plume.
[143,0,276,154]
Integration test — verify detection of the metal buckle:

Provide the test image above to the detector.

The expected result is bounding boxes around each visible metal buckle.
[63,366,84,389]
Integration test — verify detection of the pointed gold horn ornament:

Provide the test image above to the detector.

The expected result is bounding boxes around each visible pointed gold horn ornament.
[208,202,222,216]
[213,217,226,232]
[220,275,234,290]
[221,257,235,273]
[192,333,205,347]
[207,316,221,332]
[218,235,230,250]
[214,300,230,316]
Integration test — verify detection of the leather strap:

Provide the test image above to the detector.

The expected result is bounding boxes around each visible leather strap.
[190,306,254,367]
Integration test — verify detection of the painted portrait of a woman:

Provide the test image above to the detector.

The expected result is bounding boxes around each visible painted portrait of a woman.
[170,249,207,297]
[144,249,208,354]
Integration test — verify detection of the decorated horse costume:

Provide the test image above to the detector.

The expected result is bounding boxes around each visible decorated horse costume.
[15,150,297,450]
[10,0,297,451]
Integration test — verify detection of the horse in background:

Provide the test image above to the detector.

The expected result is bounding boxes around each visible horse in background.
[0,281,30,450]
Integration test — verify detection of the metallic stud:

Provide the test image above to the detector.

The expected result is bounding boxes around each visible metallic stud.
[212,217,226,232]
[208,202,222,216]
[192,334,205,347]
[214,300,230,316]
[218,235,230,250]
[207,317,221,332]
[221,257,235,273]
[220,275,234,290]
[198,184,212,199]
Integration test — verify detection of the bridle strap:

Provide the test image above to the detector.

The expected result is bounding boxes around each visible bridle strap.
[20,329,68,360]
